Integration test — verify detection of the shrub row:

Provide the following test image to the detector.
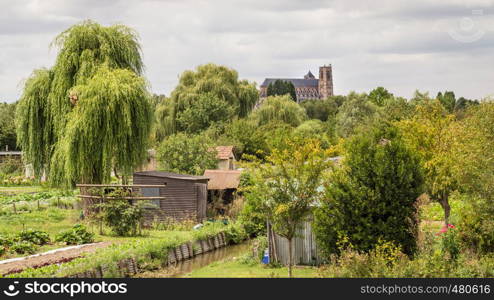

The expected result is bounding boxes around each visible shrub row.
[0,225,94,257]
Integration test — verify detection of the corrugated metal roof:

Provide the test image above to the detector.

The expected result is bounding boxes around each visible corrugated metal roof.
[203,169,241,190]
[134,171,209,181]
[260,78,319,88]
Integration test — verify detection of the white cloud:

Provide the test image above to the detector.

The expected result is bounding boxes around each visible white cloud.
[0,0,493,102]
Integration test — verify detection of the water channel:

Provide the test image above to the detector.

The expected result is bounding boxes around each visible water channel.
[135,241,252,277]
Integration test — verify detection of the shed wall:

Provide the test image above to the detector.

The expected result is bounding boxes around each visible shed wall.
[133,174,207,222]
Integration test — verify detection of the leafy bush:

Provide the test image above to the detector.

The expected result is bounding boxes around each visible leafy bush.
[10,241,37,254]
[314,125,424,256]
[0,234,14,247]
[0,245,6,256]
[56,224,94,245]
[97,190,145,236]
[457,197,494,254]
[438,224,460,261]
[17,229,50,245]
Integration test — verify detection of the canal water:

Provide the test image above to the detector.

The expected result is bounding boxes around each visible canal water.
[135,241,252,278]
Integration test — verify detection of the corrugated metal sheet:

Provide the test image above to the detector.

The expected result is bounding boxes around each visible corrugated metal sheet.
[203,170,241,190]
[268,219,321,266]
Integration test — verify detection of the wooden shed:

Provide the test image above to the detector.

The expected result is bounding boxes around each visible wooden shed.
[133,171,209,222]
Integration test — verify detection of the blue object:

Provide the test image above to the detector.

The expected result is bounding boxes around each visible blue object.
[261,249,269,264]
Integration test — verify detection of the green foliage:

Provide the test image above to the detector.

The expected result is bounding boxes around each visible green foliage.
[56,224,94,245]
[252,95,307,127]
[335,92,376,137]
[16,20,152,186]
[175,93,235,134]
[158,63,258,137]
[438,225,460,261]
[97,190,145,236]
[368,87,393,107]
[214,119,268,159]
[10,241,37,254]
[156,133,218,175]
[0,235,14,247]
[314,125,424,256]
[16,229,50,245]
[0,102,18,150]
[9,222,246,278]
[436,91,456,113]
[266,80,297,102]
[0,157,23,176]
[300,97,339,122]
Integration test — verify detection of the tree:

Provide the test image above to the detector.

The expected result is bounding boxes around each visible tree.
[248,139,331,277]
[0,102,18,150]
[214,119,269,160]
[156,133,218,175]
[251,95,307,127]
[314,125,423,256]
[16,21,152,186]
[335,92,376,137]
[161,64,258,135]
[175,93,235,134]
[300,98,339,122]
[394,100,457,224]
[267,80,297,102]
[436,91,456,113]
[369,87,393,107]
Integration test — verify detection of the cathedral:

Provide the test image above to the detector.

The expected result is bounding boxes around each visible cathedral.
[259,65,334,103]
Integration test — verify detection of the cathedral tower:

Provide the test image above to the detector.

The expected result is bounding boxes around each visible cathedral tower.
[318,65,333,99]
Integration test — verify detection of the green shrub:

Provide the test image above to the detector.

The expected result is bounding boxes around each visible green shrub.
[10,241,37,254]
[0,235,14,247]
[457,197,494,254]
[56,224,94,245]
[17,229,50,245]
[96,190,145,236]
[314,125,424,256]
[0,245,6,256]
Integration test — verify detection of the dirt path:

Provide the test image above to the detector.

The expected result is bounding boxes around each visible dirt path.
[0,242,112,275]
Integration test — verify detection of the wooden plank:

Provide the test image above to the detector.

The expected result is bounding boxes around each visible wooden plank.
[77,195,166,200]
[76,184,166,188]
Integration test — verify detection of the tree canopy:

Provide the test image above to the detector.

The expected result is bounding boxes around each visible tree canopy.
[16,21,153,186]
[266,80,297,102]
[0,102,18,150]
[251,95,307,127]
[156,63,258,139]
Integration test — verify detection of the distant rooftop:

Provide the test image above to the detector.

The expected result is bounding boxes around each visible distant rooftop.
[260,78,319,88]
[134,171,209,181]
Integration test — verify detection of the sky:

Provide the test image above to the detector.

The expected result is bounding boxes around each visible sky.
[0,0,493,103]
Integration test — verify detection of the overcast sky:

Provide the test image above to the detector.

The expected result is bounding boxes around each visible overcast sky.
[1,0,493,102]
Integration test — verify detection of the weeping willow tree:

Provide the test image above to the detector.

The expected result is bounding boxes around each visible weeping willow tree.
[156,63,258,139]
[251,95,308,127]
[16,21,153,186]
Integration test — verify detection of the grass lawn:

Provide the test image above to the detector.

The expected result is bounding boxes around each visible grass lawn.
[184,256,319,278]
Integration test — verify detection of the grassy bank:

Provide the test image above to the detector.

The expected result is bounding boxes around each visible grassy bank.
[184,255,319,278]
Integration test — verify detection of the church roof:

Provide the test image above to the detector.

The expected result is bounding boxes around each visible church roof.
[304,70,315,79]
[260,78,319,88]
